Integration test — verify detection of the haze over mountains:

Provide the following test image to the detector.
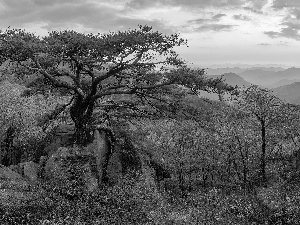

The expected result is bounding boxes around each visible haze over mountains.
[204,67,300,105]
[206,67,285,76]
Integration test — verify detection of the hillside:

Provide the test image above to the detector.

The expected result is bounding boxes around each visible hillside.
[272,82,300,105]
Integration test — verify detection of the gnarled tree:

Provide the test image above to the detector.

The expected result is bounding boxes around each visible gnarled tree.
[0,25,234,145]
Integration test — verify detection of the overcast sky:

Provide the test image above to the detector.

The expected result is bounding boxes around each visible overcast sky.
[1,0,300,68]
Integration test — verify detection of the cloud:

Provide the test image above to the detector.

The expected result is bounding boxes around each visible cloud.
[264,15,300,40]
[279,41,289,45]
[247,0,268,10]
[289,9,300,19]
[272,0,300,9]
[264,26,300,40]
[258,43,271,46]
[242,6,263,14]
[264,31,280,38]
[0,0,175,34]
[233,14,251,21]
[126,0,246,10]
[186,13,233,32]
[188,18,207,24]
[188,13,226,24]
[125,0,269,13]
[212,13,227,20]
[195,24,235,32]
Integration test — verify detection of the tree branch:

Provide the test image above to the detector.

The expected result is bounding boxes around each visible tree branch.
[32,57,85,97]
[92,79,175,100]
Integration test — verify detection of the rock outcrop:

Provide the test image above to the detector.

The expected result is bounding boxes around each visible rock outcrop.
[40,123,171,196]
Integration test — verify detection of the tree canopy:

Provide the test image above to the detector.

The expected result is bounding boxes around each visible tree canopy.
[0,25,234,144]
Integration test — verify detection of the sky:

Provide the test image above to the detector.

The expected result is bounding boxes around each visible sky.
[1,0,300,68]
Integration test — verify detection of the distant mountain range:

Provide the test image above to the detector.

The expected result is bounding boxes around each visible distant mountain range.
[206,67,285,76]
[238,67,300,87]
[203,70,300,105]
[206,66,300,88]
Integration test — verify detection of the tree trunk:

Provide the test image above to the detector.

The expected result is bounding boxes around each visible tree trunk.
[202,167,208,188]
[188,165,192,192]
[178,161,185,197]
[73,120,91,146]
[260,120,267,184]
[70,97,94,146]
[1,126,20,166]
[218,90,223,102]
[296,148,300,170]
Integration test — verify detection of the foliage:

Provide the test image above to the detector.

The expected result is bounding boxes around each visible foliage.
[0,80,70,164]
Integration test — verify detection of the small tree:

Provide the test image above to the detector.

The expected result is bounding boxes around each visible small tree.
[215,107,260,190]
[236,85,285,184]
[0,26,233,145]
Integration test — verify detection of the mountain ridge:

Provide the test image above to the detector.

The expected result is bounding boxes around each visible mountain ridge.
[271,82,300,105]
